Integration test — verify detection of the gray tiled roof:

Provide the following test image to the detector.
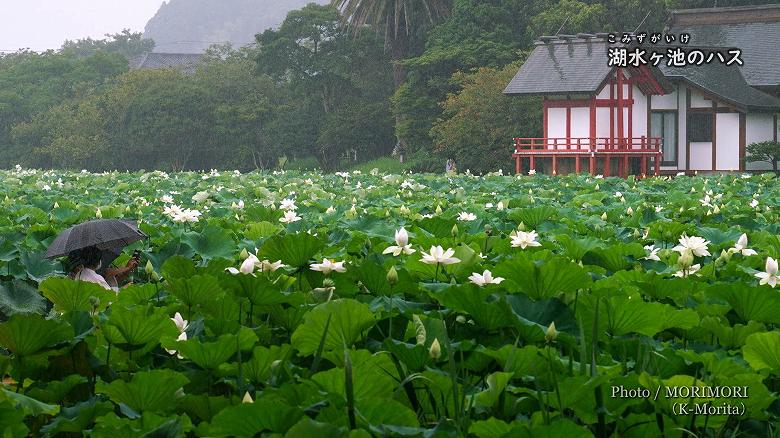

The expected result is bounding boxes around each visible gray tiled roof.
[669,22,780,88]
[660,62,780,111]
[128,53,204,74]
[503,39,613,95]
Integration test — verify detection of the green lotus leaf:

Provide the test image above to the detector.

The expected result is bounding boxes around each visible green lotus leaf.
[161,255,197,280]
[181,225,236,261]
[39,277,115,314]
[710,284,780,325]
[508,205,557,228]
[95,369,189,413]
[239,344,292,385]
[0,280,46,316]
[0,388,60,417]
[91,412,192,438]
[742,331,780,373]
[582,243,645,272]
[220,273,292,307]
[291,299,375,356]
[495,255,591,300]
[258,232,323,268]
[166,274,224,310]
[471,371,513,409]
[244,221,280,240]
[430,284,515,330]
[208,399,303,437]
[20,251,59,282]
[311,349,397,400]
[0,400,28,437]
[162,326,257,371]
[103,305,179,351]
[40,397,114,435]
[0,314,73,357]
[356,398,419,428]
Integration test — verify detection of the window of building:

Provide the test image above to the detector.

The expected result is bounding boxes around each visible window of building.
[651,111,677,165]
[687,112,713,142]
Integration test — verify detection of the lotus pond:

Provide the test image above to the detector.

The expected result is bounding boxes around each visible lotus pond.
[1,167,780,437]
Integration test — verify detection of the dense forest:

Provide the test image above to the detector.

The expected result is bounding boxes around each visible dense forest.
[0,0,774,173]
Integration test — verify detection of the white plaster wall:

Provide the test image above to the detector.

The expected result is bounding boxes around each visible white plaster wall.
[571,107,590,146]
[746,113,775,170]
[690,142,712,170]
[547,107,567,139]
[716,113,740,170]
[690,90,711,108]
[631,85,648,141]
[651,89,678,110]
[595,107,610,142]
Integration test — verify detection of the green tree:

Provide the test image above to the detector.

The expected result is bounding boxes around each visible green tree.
[430,60,541,174]
[60,30,155,59]
[745,141,780,173]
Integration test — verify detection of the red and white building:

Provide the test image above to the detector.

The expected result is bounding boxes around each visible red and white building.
[503,5,780,176]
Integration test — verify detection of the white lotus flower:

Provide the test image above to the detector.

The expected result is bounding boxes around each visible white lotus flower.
[528,169,536,175]
[279,210,301,223]
[166,331,188,357]
[468,270,504,287]
[192,191,209,202]
[496,201,505,211]
[674,264,701,277]
[750,199,759,208]
[325,206,336,214]
[457,212,477,222]
[232,200,245,209]
[258,259,285,272]
[420,246,460,266]
[171,312,188,333]
[279,199,297,211]
[310,258,347,274]
[642,245,661,261]
[510,230,542,249]
[672,234,711,257]
[755,257,778,288]
[729,233,757,256]
[174,208,201,223]
[161,194,174,204]
[383,227,415,256]
[43,184,51,191]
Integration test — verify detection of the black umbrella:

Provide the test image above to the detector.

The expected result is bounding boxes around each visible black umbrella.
[44,219,147,259]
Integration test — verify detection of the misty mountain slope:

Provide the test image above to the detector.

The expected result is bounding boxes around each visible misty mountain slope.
[144,0,328,53]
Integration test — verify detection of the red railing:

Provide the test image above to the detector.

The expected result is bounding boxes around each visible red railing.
[511,136,663,177]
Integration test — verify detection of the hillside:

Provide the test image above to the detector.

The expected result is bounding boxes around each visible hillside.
[143,0,329,53]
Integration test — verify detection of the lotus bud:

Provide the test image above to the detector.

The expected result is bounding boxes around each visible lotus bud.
[456,315,467,324]
[145,260,154,275]
[242,392,254,403]
[89,296,100,310]
[53,202,59,208]
[429,338,441,360]
[678,249,694,269]
[713,205,720,214]
[413,314,426,345]
[322,278,335,288]
[626,206,633,215]
[517,222,526,231]
[545,321,558,343]
[96,208,102,218]
[451,224,459,237]
[497,201,505,211]
[601,212,608,220]
[270,359,282,370]
[239,248,249,260]
[386,266,398,285]
[151,271,161,282]
[594,184,600,190]
[435,205,443,214]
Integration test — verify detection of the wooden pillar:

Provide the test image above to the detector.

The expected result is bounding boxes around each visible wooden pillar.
[589,96,597,175]
[515,156,521,174]
[625,78,633,176]
[640,135,647,177]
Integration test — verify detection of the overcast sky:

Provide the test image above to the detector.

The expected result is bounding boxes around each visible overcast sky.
[0,0,164,52]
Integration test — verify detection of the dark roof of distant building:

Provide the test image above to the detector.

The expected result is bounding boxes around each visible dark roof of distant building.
[668,4,780,88]
[503,36,671,96]
[660,62,780,111]
[129,52,204,74]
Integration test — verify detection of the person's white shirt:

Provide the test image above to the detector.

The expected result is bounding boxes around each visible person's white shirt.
[74,268,119,293]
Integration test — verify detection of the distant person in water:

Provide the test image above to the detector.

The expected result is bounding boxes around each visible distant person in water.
[67,246,138,292]
[445,158,457,174]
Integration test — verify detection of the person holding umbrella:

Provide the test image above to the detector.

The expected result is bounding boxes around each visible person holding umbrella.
[45,219,148,292]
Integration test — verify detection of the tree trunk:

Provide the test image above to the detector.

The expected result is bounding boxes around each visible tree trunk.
[391,35,407,161]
